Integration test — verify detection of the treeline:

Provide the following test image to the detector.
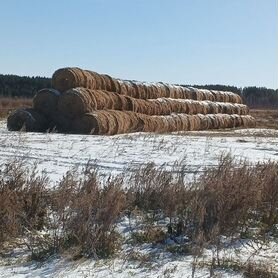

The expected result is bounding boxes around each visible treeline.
[0,74,51,98]
[0,74,277,108]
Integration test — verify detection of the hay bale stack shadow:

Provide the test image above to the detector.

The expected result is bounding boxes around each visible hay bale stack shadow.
[33,88,61,117]
[7,108,49,132]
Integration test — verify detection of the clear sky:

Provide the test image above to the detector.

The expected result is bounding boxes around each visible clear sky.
[0,0,277,88]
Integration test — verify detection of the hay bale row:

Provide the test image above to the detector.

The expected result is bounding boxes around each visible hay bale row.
[72,110,256,135]
[52,67,242,103]
[57,87,248,119]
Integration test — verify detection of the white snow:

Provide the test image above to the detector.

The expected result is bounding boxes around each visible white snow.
[1,121,278,184]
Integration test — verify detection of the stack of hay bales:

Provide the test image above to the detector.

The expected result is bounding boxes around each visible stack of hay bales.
[7,67,256,134]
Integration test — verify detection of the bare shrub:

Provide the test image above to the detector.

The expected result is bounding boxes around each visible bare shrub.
[51,166,127,258]
[0,160,49,245]
[243,262,278,278]
[189,155,262,243]
[256,162,278,229]
[126,163,191,223]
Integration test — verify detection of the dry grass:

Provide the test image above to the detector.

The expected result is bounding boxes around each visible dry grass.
[0,156,277,268]
[0,160,49,245]
[0,97,32,118]
[51,166,127,258]
[250,109,278,129]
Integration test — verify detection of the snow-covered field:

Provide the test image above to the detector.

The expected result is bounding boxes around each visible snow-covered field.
[1,120,278,184]
[1,120,278,277]
[1,215,277,278]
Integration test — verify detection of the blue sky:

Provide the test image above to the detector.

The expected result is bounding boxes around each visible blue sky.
[0,0,277,88]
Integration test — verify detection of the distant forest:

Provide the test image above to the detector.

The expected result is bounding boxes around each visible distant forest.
[0,74,277,108]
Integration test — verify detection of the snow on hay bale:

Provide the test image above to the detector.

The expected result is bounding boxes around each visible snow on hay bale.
[7,108,49,132]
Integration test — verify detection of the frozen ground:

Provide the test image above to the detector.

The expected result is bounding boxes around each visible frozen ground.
[0,121,278,184]
[1,121,278,277]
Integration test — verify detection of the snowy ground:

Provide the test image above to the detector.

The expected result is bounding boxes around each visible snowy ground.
[0,216,277,277]
[1,120,278,277]
[1,120,278,184]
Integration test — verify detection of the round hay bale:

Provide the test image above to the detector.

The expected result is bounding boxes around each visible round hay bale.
[178,114,189,131]
[241,115,256,128]
[197,90,205,101]
[160,99,172,114]
[185,100,193,114]
[108,111,128,134]
[52,67,81,92]
[206,102,214,114]
[141,84,150,99]
[33,88,60,117]
[218,115,227,128]
[103,111,118,135]
[112,79,121,93]
[138,114,151,132]
[235,94,243,104]
[7,108,49,132]
[83,70,96,89]
[86,70,102,89]
[193,115,201,130]
[145,84,154,99]
[74,111,120,135]
[202,102,210,114]
[58,88,94,119]
[99,75,107,90]
[207,115,217,129]
[72,113,99,135]
[101,74,113,91]
[147,100,159,115]
[164,99,177,114]
[187,115,195,131]
[232,115,241,127]
[163,115,175,132]
[160,83,170,98]
[198,114,209,130]
[235,104,242,115]
[124,111,144,133]
[191,101,199,114]
[116,95,131,110]
[157,83,169,98]
[188,87,198,100]
[97,90,117,109]
[201,89,214,101]
[125,81,137,98]
[168,85,176,98]
[150,84,160,99]
[171,113,183,131]
[182,87,192,99]
[210,90,218,102]
[129,81,140,98]
[144,100,155,115]
[150,116,162,132]
[118,81,128,95]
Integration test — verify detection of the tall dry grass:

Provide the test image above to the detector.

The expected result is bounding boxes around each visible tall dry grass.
[0,97,32,118]
[0,156,277,262]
